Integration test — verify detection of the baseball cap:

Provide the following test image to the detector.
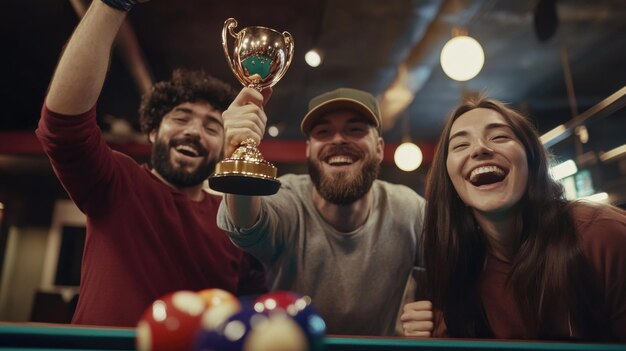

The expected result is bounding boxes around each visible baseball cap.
[300,88,382,135]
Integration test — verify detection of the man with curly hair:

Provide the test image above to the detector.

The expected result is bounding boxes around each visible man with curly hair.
[36,0,266,326]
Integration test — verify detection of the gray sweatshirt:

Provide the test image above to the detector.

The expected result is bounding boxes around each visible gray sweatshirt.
[218,174,426,336]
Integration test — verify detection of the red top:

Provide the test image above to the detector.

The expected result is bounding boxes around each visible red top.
[36,105,265,327]
[435,204,626,341]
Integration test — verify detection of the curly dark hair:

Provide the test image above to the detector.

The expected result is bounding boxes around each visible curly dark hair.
[139,69,236,134]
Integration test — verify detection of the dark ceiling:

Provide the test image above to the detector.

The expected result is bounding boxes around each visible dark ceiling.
[1,0,626,160]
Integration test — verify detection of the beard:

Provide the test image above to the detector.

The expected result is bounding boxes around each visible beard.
[308,144,380,205]
[151,136,219,188]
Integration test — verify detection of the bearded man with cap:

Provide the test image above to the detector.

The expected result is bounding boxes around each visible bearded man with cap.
[217,87,427,336]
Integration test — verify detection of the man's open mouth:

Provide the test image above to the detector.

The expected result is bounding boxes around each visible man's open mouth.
[326,155,355,166]
[171,138,207,158]
[174,144,200,157]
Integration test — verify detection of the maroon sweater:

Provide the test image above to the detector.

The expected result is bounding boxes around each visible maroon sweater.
[36,105,265,326]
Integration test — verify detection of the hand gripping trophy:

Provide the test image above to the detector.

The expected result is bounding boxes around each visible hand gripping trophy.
[209,18,294,196]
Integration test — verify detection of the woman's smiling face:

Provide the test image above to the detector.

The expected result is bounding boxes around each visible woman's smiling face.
[446,107,529,216]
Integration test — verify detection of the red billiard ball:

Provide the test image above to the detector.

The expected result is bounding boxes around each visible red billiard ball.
[253,291,301,312]
[136,290,206,351]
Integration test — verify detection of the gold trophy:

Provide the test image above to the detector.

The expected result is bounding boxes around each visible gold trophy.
[209,18,294,196]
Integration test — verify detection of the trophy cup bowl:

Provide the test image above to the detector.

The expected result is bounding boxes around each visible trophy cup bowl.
[209,18,294,196]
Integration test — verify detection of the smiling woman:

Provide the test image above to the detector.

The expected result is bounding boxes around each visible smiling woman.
[445,108,529,216]
[406,95,626,341]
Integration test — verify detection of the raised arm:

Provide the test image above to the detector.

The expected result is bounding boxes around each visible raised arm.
[45,1,128,115]
[222,87,272,228]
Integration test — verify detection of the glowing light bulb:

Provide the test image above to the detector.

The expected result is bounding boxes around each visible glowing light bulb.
[394,142,423,172]
[305,49,323,67]
[268,125,279,137]
[440,35,485,81]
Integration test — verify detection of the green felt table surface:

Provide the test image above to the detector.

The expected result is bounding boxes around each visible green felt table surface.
[1,323,624,350]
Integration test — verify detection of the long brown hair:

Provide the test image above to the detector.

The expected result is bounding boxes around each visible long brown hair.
[424,96,604,338]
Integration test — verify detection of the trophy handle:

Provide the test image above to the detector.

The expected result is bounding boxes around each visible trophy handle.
[222,18,240,81]
[275,31,294,83]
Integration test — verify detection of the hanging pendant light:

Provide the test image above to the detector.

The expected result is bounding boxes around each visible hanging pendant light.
[440,29,485,82]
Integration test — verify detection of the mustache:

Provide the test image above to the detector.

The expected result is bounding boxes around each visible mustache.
[170,136,208,156]
[318,144,364,160]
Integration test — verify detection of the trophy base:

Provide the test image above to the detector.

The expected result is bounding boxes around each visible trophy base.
[209,138,280,195]
[209,156,280,195]
[209,173,281,196]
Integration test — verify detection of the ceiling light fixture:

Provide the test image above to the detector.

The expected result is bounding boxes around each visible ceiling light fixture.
[575,125,588,144]
[394,114,423,172]
[267,125,280,137]
[599,144,626,163]
[305,49,323,67]
[440,29,485,82]
[394,142,423,172]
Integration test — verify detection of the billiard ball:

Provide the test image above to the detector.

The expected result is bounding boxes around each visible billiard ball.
[243,312,308,351]
[197,288,240,310]
[197,288,241,330]
[253,290,301,312]
[192,328,223,351]
[254,291,326,351]
[193,290,243,351]
[136,290,206,351]
[194,306,268,351]
[285,297,326,351]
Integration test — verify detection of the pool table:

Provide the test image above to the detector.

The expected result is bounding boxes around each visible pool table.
[0,323,624,350]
